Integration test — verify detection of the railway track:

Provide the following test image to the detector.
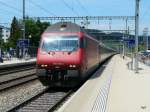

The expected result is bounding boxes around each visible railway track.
[0,65,35,76]
[3,57,113,112]
[6,59,109,112]
[8,88,74,112]
[0,69,37,92]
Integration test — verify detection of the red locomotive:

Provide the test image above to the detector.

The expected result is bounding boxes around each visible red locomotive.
[36,22,114,87]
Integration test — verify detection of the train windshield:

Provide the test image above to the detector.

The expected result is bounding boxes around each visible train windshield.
[42,36,79,52]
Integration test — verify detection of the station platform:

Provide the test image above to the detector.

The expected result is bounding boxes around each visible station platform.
[0,58,36,67]
[58,55,150,112]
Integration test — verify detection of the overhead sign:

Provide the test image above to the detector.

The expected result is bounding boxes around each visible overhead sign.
[17,39,30,47]
[123,39,135,46]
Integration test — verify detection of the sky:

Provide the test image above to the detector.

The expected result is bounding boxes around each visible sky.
[0,0,149,34]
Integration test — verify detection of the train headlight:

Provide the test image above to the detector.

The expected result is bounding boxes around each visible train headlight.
[69,65,76,68]
[72,65,76,67]
[41,65,45,67]
[41,64,48,67]
[69,65,72,67]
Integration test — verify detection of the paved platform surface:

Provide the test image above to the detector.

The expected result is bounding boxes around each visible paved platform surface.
[0,58,36,66]
[58,55,150,112]
[106,55,150,112]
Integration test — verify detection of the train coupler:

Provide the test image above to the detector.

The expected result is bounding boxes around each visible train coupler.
[64,76,68,81]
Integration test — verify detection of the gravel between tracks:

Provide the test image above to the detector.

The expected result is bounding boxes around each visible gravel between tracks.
[0,80,46,112]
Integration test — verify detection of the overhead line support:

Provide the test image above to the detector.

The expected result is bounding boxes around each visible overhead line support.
[27,16,135,21]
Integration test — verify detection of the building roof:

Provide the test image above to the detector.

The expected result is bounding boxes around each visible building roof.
[0,25,10,30]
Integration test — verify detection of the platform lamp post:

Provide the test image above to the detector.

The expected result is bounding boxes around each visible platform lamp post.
[135,0,140,73]
[23,0,25,40]
[0,27,2,60]
[122,34,125,58]
[22,0,25,59]
[29,35,32,39]
[27,34,32,58]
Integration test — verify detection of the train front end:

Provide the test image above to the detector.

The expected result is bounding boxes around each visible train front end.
[36,32,83,87]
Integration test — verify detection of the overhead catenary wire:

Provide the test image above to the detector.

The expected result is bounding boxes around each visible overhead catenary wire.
[0,8,21,17]
[75,0,90,16]
[29,0,57,16]
[0,1,21,13]
[61,0,79,16]
[141,5,150,23]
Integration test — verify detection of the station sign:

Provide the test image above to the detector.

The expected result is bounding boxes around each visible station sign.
[17,39,30,47]
[122,39,135,46]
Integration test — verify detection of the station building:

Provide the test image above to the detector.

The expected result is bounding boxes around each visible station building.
[0,25,10,43]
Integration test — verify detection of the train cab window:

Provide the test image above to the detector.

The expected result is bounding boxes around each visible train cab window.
[41,36,79,52]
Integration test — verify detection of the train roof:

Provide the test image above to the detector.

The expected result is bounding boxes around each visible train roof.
[44,22,85,33]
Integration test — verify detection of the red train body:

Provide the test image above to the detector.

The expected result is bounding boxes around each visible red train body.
[36,22,114,87]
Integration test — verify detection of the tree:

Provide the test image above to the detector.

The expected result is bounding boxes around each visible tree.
[9,17,21,48]
[25,19,50,46]
[7,17,50,48]
[25,19,39,46]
